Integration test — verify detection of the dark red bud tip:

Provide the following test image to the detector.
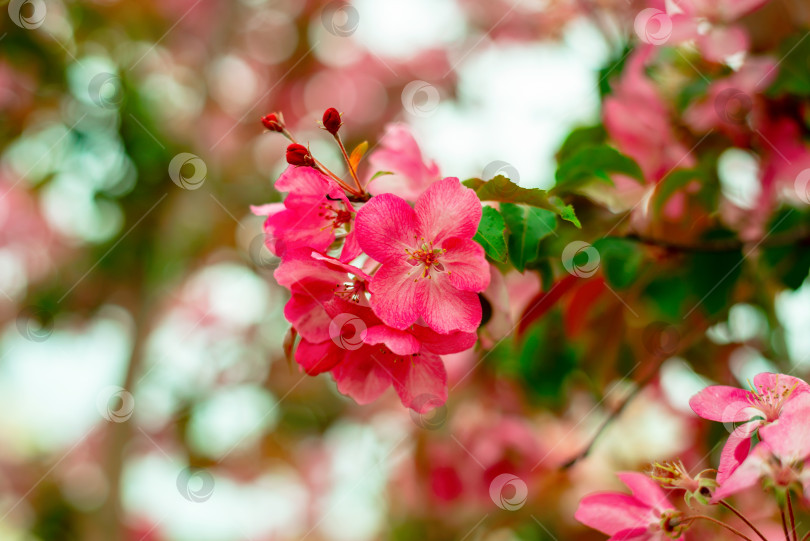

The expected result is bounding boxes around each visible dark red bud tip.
[286,143,315,167]
[261,113,284,132]
[322,107,342,135]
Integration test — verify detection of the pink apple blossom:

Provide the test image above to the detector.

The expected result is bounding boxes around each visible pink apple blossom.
[251,165,361,262]
[575,472,686,540]
[689,372,810,483]
[355,177,490,334]
[365,123,441,202]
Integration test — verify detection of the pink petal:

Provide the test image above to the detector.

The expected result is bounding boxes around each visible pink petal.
[575,492,656,536]
[414,177,481,244]
[410,325,478,355]
[367,123,441,201]
[416,275,482,334]
[275,165,342,198]
[617,472,673,512]
[712,443,769,501]
[390,351,448,413]
[295,339,343,375]
[717,423,757,484]
[753,372,810,396]
[364,325,421,355]
[355,193,419,263]
[760,393,810,461]
[340,227,362,262]
[331,346,394,405]
[698,25,748,64]
[264,202,334,256]
[274,249,349,288]
[689,385,753,422]
[368,260,421,330]
[284,286,334,343]
[441,237,490,292]
[250,202,284,216]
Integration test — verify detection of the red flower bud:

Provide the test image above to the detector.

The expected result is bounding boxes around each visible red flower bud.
[261,113,284,132]
[286,143,315,167]
[322,107,342,135]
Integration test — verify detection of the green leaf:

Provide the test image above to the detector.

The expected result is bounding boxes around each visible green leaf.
[557,125,607,163]
[463,175,580,228]
[473,206,508,262]
[688,239,744,316]
[769,33,810,97]
[593,238,644,290]
[500,203,557,272]
[554,145,644,192]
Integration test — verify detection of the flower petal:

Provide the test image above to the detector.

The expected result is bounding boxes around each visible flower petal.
[355,193,419,262]
[410,325,478,355]
[390,350,448,413]
[689,385,753,422]
[415,177,481,244]
[716,423,757,484]
[331,346,394,405]
[617,472,673,513]
[416,276,482,334]
[760,393,810,461]
[441,237,490,292]
[295,339,343,375]
[368,260,421,330]
[575,492,656,536]
[364,325,421,355]
[753,372,810,396]
[712,443,769,502]
[367,123,441,201]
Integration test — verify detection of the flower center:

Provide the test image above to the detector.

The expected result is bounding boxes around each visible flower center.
[748,376,798,422]
[333,279,366,304]
[405,239,447,280]
[319,202,353,231]
[659,510,688,538]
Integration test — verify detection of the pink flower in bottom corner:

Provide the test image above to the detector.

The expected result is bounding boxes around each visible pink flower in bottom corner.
[689,372,810,483]
[274,249,477,412]
[355,177,489,334]
[575,472,687,540]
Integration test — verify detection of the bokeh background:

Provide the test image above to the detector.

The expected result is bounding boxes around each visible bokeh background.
[2,0,810,540]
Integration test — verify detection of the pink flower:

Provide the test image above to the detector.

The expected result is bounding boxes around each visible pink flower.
[355,177,490,334]
[575,472,686,540]
[712,393,810,501]
[251,166,361,262]
[689,372,810,483]
[275,249,477,411]
[365,123,441,202]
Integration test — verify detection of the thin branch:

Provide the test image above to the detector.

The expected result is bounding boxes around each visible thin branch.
[719,501,769,541]
[788,492,799,541]
[684,515,754,541]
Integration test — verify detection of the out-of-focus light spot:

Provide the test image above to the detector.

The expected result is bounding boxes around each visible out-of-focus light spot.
[42,176,124,243]
[123,455,308,541]
[660,358,710,413]
[4,123,70,186]
[718,148,760,209]
[0,250,28,299]
[352,0,466,59]
[187,385,278,459]
[707,303,768,344]
[309,19,365,68]
[730,346,776,384]
[776,280,810,366]
[59,462,109,511]
[409,20,608,188]
[184,263,270,326]
[209,55,261,117]
[244,10,298,65]
[67,57,121,110]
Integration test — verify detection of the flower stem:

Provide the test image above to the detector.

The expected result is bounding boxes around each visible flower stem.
[719,500,769,541]
[788,492,799,541]
[782,508,791,541]
[334,134,364,195]
[285,133,363,197]
[685,515,754,541]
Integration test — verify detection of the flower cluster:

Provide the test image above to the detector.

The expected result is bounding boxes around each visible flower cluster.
[253,109,489,412]
[577,372,810,540]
